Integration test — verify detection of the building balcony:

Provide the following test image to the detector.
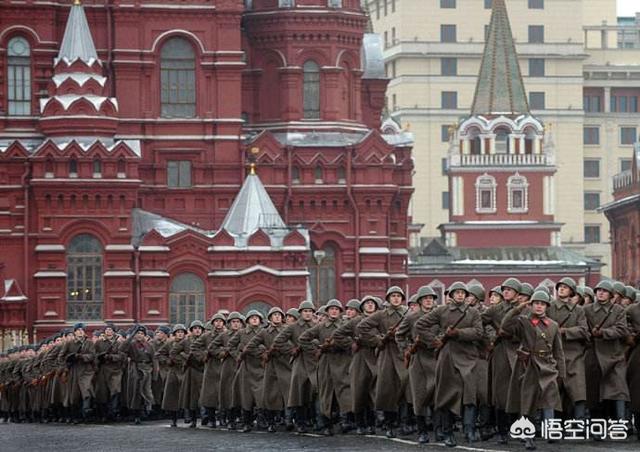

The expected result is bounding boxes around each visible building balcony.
[449,153,553,168]
[613,169,634,191]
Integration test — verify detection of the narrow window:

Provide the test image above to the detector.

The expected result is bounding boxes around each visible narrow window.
[161,37,196,118]
[303,60,321,119]
[7,37,31,115]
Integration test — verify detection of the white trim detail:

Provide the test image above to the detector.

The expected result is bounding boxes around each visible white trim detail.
[1,296,27,302]
[103,271,135,277]
[138,246,170,252]
[507,172,529,213]
[390,249,409,255]
[475,173,497,214]
[35,244,65,252]
[359,272,390,278]
[208,265,309,277]
[139,271,170,277]
[359,247,391,254]
[34,271,67,278]
[105,244,135,251]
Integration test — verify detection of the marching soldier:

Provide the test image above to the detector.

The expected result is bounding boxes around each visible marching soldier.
[199,313,226,427]
[584,280,630,429]
[94,322,124,421]
[415,281,483,447]
[180,320,206,427]
[547,277,589,420]
[285,308,299,325]
[245,307,292,432]
[357,286,411,438]
[210,311,244,429]
[501,291,565,451]
[62,323,96,423]
[482,277,522,443]
[121,324,156,424]
[396,285,439,444]
[161,323,188,427]
[299,299,351,435]
[272,300,317,433]
[150,325,171,416]
[231,310,265,432]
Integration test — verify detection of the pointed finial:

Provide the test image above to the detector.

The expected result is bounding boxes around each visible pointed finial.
[248,146,260,175]
[74,0,81,5]
[249,162,256,175]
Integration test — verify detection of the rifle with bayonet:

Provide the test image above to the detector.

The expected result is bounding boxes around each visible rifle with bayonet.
[434,303,472,357]
[376,308,410,353]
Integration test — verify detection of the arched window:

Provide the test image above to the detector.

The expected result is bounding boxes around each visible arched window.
[169,272,205,325]
[303,60,320,119]
[467,127,482,155]
[309,244,337,303]
[507,173,528,213]
[69,158,78,177]
[314,165,323,184]
[524,128,537,154]
[161,37,196,118]
[292,166,301,184]
[67,234,103,320]
[7,36,31,115]
[494,127,510,154]
[93,158,102,177]
[475,173,497,213]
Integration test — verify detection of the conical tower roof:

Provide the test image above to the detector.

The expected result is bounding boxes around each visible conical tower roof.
[471,0,529,116]
[56,0,99,66]
[221,170,286,238]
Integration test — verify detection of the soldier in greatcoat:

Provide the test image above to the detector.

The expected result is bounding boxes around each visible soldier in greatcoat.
[179,320,206,427]
[150,325,170,416]
[584,280,630,425]
[501,290,565,451]
[395,285,438,444]
[299,299,351,435]
[94,322,124,420]
[547,277,589,420]
[231,309,265,432]
[199,313,226,427]
[272,300,317,433]
[332,295,380,435]
[245,307,292,432]
[62,323,96,423]
[357,286,411,438]
[415,281,483,447]
[482,277,522,443]
[160,324,187,427]
[210,311,244,429]
[121,324,156,424]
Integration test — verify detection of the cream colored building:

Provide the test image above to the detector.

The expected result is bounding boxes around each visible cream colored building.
[369,0,639,275]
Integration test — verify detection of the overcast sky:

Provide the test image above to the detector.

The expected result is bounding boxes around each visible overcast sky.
[619,0,639,16]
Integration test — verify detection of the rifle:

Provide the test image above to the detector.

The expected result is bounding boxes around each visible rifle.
[376,308,410,352]
[316,338,334,359]
[589,303,615,343]
[436,303,472,356]
[403,336,420,369]
[261,347,273,368]
[558,303,579,329]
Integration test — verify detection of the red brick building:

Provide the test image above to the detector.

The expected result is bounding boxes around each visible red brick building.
[601,143,640,286]
[409,0,600,297]
[0,0,414,346]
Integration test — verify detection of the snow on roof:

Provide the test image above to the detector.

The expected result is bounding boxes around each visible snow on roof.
[452,259,573,266]
[52,73,106,88]
[55,2,100,66]
[40,94,118,113]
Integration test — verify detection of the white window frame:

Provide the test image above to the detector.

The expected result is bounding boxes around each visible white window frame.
[507,173,529,213]
[475,173,497,214]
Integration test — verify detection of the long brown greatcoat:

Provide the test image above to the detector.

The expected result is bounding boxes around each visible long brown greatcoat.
[357,305,410,412]
[333,314,377,413]
[121,337,156,410]
[210,329,240,410]
[245,324,291,411]
[395,308,438,416]
[501,306,565,416]
[626,303,640,411]
[482,301,520,410]
[179,334,206,411]
[198,328,225,408]
[94,337,124,403]
[63,337,96,406]
[415,303,483,416]
[160,337,187,411]
[230,325,263,411]
[273,318,317,408]
[547,300,589,403]
[151,338,169,406]
[584,301,630,406]
[299,317,351,416]
[48,343,67,406]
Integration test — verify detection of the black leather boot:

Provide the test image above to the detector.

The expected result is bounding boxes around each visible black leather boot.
[189,410,197,428]
[241,410,253,432]
[416,415,430,444]
[170,411,177,427]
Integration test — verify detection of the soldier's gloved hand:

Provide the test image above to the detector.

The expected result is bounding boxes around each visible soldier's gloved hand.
[626,335,636,346]
[403,349,412,363]
[431,338,444,349]
[445,327,459,338]
[591,327,602,337]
